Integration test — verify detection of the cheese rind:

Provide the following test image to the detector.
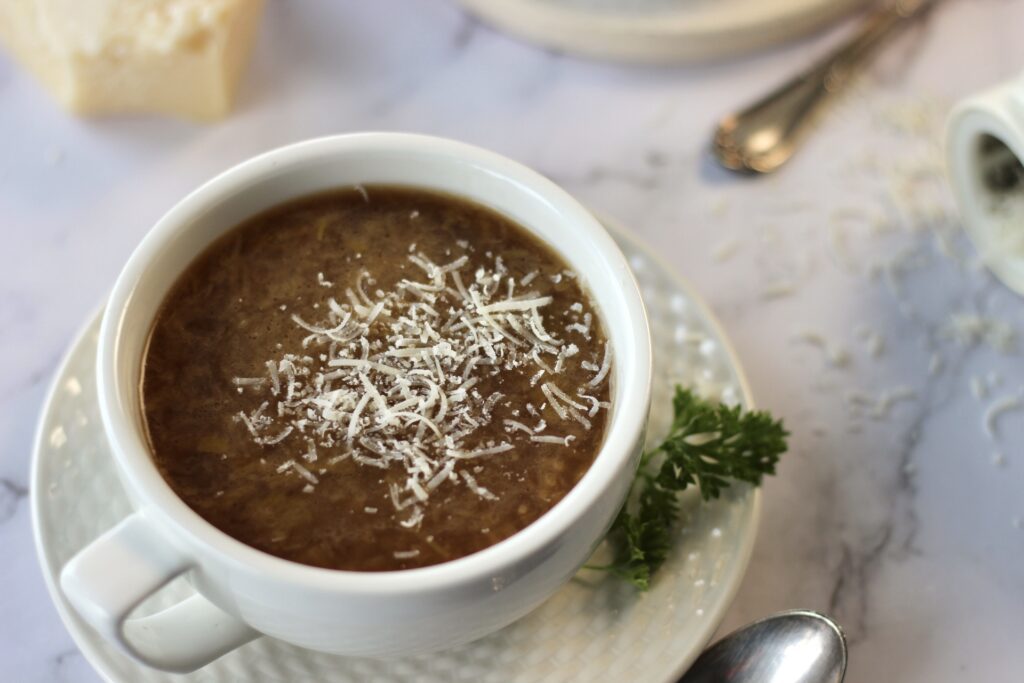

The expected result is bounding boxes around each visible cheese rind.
[0,0,264,120]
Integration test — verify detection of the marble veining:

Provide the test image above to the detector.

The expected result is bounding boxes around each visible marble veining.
[0,478,28,524]
[3,1,1024,681]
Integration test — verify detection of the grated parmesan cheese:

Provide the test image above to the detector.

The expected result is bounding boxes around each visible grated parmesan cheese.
[589,342,612,387]
[529,434,575,446]
[230,244,612,525]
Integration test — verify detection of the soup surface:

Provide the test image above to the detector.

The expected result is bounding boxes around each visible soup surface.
[142,186,612,571]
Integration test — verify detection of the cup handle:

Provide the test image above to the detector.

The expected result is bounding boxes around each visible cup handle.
[59,511,259,673]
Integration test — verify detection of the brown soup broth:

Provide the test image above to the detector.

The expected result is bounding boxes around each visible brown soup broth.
[142,186,612,571]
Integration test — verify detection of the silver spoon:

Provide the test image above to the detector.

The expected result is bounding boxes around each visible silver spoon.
[712,0,939,174]
[679,610,847,683]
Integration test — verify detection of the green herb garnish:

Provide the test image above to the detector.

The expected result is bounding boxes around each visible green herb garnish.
[591,386,788,590]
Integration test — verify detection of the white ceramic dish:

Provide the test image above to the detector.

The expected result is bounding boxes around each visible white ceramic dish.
[32,216,760,682]
[946,71,1024,296]
[456,0,872,64]
[56,133,653,672]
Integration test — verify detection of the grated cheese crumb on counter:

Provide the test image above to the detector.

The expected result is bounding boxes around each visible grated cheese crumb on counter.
[970,376,987,401]
[712,237,740,263]
[761,280,797,300]
[232,244,611,528]
[945,313,1016,353]
[984,392,1023,439]
[987,371,1003,391]
[791,330,851,368]
[855,325,885,358]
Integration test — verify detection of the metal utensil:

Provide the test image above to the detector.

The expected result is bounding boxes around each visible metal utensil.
[679,610,848,683]
[712,0,938,174]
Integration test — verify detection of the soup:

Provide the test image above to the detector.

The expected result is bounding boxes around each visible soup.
[141,186,612,571]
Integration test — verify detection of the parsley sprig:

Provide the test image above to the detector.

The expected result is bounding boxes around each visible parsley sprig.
[591,386,788,590]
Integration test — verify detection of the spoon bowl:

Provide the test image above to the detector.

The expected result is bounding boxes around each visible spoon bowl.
[712,0,939,174]
[680,610,847,683]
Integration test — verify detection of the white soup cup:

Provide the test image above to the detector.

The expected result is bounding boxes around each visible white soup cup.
[59,133,653,673]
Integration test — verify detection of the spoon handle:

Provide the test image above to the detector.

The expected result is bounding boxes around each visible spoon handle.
[712,0,937,174]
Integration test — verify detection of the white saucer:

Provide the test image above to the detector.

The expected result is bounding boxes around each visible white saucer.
[458,0,871,64]
[31,218,760,683]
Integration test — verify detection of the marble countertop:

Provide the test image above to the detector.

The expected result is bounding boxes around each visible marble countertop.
[3,1,1024,681]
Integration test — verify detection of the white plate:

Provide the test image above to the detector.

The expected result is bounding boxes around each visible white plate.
[457,0,871,64]
[31,218,760,683]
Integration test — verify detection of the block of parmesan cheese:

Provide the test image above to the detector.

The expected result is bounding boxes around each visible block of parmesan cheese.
[0,0,264,120]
